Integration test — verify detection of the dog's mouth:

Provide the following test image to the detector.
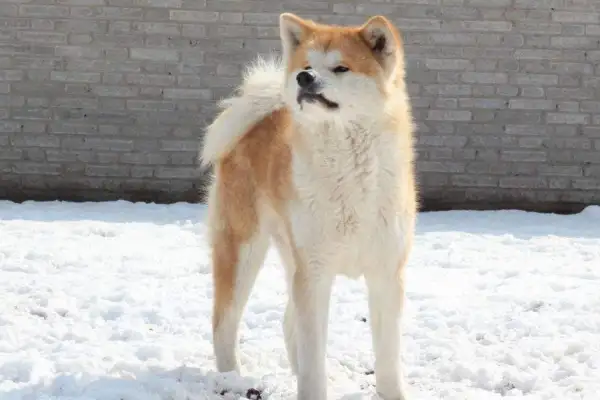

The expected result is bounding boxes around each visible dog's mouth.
[296,91,339,110]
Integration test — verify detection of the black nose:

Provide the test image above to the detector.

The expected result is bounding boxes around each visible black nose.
[296,70,316,88]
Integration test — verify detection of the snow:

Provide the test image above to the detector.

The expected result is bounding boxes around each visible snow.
[0,200,599,400]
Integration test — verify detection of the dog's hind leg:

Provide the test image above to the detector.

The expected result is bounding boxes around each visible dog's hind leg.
[208,171,269,374]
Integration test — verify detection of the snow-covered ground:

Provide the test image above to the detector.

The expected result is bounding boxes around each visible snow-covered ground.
[0,200,599,400]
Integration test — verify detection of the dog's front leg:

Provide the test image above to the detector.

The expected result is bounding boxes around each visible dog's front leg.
[365,259,409,400]
[291,261,334,400]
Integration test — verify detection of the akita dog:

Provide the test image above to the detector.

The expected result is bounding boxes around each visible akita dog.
[201,12,417,400]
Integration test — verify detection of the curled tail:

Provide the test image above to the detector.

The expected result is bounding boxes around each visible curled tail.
[200,56,285,167]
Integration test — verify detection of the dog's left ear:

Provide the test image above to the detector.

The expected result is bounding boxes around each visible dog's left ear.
[359,16,403,77]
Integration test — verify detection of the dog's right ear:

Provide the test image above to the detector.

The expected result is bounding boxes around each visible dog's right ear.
[280,13,312,60]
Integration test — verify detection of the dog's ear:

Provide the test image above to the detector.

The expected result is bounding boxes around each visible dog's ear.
[279,13,312,60]
[359,16,403,77]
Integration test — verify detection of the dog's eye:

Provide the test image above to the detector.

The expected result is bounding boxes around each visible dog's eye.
[332,66,349,74]
[303,65,312,70]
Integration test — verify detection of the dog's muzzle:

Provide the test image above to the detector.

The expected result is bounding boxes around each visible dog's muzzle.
[296,70,339,110]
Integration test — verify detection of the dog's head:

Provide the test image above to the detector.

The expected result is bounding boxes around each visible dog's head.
[279,13,405,124]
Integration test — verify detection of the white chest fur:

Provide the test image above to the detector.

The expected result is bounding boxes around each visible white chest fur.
[289,123,404,277]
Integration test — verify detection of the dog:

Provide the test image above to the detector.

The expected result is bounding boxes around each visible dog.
[200,12,417,400]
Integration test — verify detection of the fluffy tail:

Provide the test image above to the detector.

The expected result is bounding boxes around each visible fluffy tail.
[200,55,285,167]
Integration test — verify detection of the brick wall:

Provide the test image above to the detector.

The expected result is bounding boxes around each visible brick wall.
[0,0,599,211]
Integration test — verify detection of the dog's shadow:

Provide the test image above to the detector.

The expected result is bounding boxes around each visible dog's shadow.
[3,365,380,400]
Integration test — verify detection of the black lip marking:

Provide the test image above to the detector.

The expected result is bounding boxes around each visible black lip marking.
[296,92,339,110]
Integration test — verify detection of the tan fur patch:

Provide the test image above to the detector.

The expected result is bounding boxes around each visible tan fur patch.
[210,108,293,331]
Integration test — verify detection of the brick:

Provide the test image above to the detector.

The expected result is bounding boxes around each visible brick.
[333,3,354,13]
[573,179,600,190]
[470,136,517,148]
[133,22,181,35]
[546,88,593,100]
[163,88,211,100]
[497,86,519,96]
[427,110,472,121]
[102,73,123,85]
[159,139,198,151]
[12,135,60,148]
[54,98,98,109]
[120,153,169,165]
[551,37,596,49]
[459,98,506,109]
[545,138,592,150]
[579,101,600,113]
[51,71,101,83]
[182,25,207,38]
[514,49,562,60]
[520,87,545,98]
[131,166,154,178]
[586,25,600,35]
[17,31,67,44]
[499,177,548,189]
[85,165,129,177]
[135,0,183,6]
[20,122,47,134]
[461,20,512,32]
[0,70,23,81]
[546,113,589,124]
[462,72,507,84]
[63,137,134,151]
[177,75,203,88]
[423,84,472,96]
[583,127,600,137]
[0,149,23,161]
[417,161,465,173]
[434,98,457,109]
[212,25,254,38]
[584,165,600,176]
[69,34,93,45]
[516,22,562,34]
[19,5,69,17]
[55,45,102,59]
[513,0,563,8]
[452,175,498,187]
[126,74,175,86]
[418,136,467,148]
[56,20,108,33]
[509,99,555,110]
[559,75,580,87]
[538,165,583,177]
[243,12,279,25]
[170,10,219,22]
[518,137,545,148]
[563,24,586,36]
[127,100,176,111]
[510,74,558,86]
[425,59,471,71]
[556,101,579,112]
[93,86,139,98]
[49,123,98,135]
[71,7,144,20]
[13,162,61,176]
[155,166,198,179]
[501,150,547,162]
[130,48,179,62]
[552,12,599,23]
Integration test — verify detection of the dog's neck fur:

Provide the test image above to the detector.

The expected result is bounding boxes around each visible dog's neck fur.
[290,116,383,170]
